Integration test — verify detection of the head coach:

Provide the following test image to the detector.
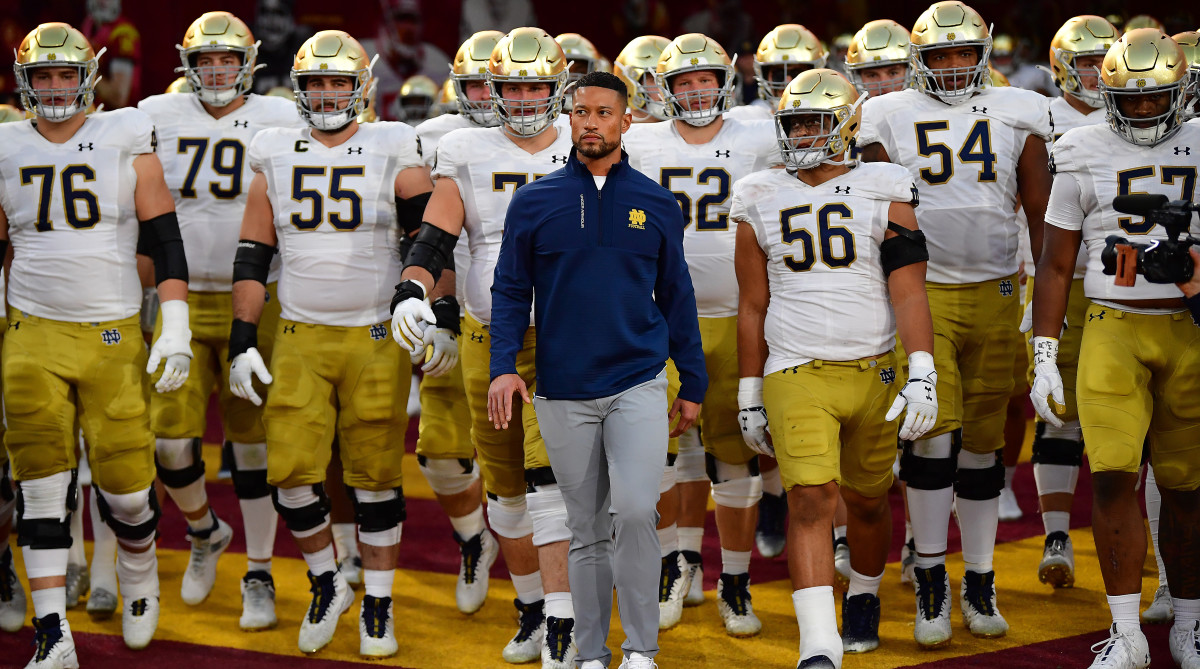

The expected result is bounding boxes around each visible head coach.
[485,71,707,668]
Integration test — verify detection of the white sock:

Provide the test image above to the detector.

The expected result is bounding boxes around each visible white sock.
[1004,465,1016,491]
[303,543,337,576]
[1042,511,1070,537]
[793,586,843,664]
[247,559,272,574]
[67,500,85,566]
[956,496,998,573]
[511,570,544,604]
[239,496,277,567]
[904,520,913,544]
[31,587,67,619]
[846,568,883,598]
[331,523,358,561]
[907,486,953,556]
[833,525,847,541]
[679,526,704,555]
[1173,598,1200,629]
[545,591,574,620]
[1108,593,1141,631]
[657,523,678,557]
[762,467,783,497]
[88,487,118,593]
[364,568,394,599]
[914,553,944,569]
[116,539,158,600]
[721,549,751,576]
[449,506,486,539]
[1145,467,1168,588]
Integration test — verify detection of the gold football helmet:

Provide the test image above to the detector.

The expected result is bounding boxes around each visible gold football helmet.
[451,30,504,126]
[987,65,1009,87]
[615,35,671,120]
[655,33,737,127]
[844,19,913,97]
[910,1,992,104]
[487,27,570,137]
[555,33,602,84]
[0,104,25,123]
[753,24,827,107]
[1174,31,1200,119]
[398,74,438,123]
[1049,15,1119,108]
[1100,28,1188,146]
[291,30,375,131]
[357,77,378,123]
[177,11,260,107]
[1126,15,1165,32]
[436,77,458,115]
[775,68,864,171]
[166,76,193,94]
[14,23,105,121]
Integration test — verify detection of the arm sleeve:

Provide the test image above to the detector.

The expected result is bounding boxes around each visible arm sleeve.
[1044,171,1085,231]
[488,189,536,380]
[654,193,708,404]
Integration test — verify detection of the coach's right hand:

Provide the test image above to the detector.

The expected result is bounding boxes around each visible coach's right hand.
[1029,336,1065,427]
[488,373,531,430]
[230,347,272,407]
[390,279,435,352]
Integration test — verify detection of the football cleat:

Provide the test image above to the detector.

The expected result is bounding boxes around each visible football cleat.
[717,573,762,637]
[755,492,787,558]
[658,551,688,630]
[240,571,278,631]
[359,595,397,658]
[86,587,118,620]
[617,651,658,669]
[683,551,705,606]
[1089,624,1150,668]
[298,570,354,653]
[997,488,1023,521]
[0,549,27,632]
[960,570,1008,638]
[1038,531,1075,589]
[900,539,916,585]
[842,592,881,653]
[455,529,499,614]
[913,564,952,649]
[64,564,89,609]
[26,613,78,669]
[1169,620,1200,669]
[833,537,851,588]
[122,596,160,650]
[796,656,837,668]
[1142,584,1174,624]
[542,615,577,669]
[503,598,545,663]
[339,556,364,589]
[181,516,233,605]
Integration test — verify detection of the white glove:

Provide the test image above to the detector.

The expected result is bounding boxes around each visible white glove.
[229,347,273,407]
[1029,336,1065,427]
[737,377,773,456]
[885,351,938,441]
[1019,298,1033,333]
[391,281,436,353]
[421,325,459,377]
[147,300,192,393]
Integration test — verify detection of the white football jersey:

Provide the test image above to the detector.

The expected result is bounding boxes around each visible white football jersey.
[249,122,425,327]
[138,93,301,292]
[860,87,1053,284]
[1046,122,1200,303]
[415,112,476,306]
[625,117,781,317]
[725,99,773,122]
[0,109,151,321]
[433,124,574,324]
[731,163,917,373]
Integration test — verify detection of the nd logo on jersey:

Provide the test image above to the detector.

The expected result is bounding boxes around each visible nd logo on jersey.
[628,208,646,230]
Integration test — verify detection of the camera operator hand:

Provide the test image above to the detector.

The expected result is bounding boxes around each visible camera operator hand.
[1178,247,1200,299]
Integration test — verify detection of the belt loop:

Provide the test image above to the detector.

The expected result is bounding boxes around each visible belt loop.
[812,359,823,369]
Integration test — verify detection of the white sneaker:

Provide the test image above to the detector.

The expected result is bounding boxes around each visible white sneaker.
[716,573,761,637]
[122,596,160,650]
[542,616,577,669]
[181,516,233,605]
[503,598,545,663]
[455,530,499,614]
[658,551,688,630]
[86,587,118,620]
[0,550,27,632]
[900,539,915,586]
[683,552,704,607]
[339,556,363,589]
[913,564,952,649]
[298,570,354,653]
[618,651,658,669]
[960,570,1008,638]
[1038,531,1075,589]
[64,564,89,609]
[359,595,397,658]
[1088,624,1150,668]
[998,488,1023,521]
[240,571,278,631]
[1170,620,1200,669]
[580,662,605,669]
[25,614,78,668]
[1142,584,1174,624]
[833,537,851,588]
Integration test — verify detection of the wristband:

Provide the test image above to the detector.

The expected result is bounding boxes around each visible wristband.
[906,350,935,382]
[430,296,462,335]
[737,377,764,410]
[227,319,258,361]
[159,299,190,332]
[1031,336,1059,366]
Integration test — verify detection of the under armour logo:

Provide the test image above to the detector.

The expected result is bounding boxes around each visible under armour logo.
[368,323,387,340]
[971,106,987,114]
[1089,310,1106,321]
[715,150,730,158]
[101,328,121,345]
[8,322,17,330]
[347,147,363,154]
[551,155,567,164]
[232,120,249,128]
[470,332,485,343]
[834,186,851,195]
[1174,146,1192,155]
[999,280,1014,297]
[78,142,93,151]
[879,367,896,385]
[782,365,801,374]
[910,185,920,206]
[283,324,296,334]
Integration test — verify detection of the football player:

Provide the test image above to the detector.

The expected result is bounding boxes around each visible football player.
[136,10,302,629]
[555,32,602,109]
[624,32,781,638]
[1,21,194,665]
[858,0,1053,647]
[1031,28,1200,669]
[728,24,826,122]
[227,29,431,657]
[390,27,578,668]
[396,74,438,125]
[844,20,913,99]
[734,67,934,669]
[0,105,21,638]
[614,36,671,124]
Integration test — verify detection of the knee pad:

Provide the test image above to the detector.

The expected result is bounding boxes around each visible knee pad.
[155,437,205,490]
[900,431,959,491]
[486,492,532,540]
[675,427,707,483]
[527,484,570,547]
[227,442,270,500]
[271,483,331,536]
[96,485,160,542]
[418,455,479,497]
[659,460,677,495]
[708,458,762,509]
[15,470,76,549]
[1030,421,1084,467]
[954,450,1004,501]
[349,487,405,546]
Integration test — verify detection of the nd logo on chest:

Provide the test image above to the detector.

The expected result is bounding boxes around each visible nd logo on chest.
[628,209,646,230]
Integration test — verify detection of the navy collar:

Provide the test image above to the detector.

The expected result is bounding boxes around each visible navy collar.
[566,147,630,181]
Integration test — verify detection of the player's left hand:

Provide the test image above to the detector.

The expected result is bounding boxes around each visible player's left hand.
[147,299,192,393]
[886,352,938,441]
[421,325,458,377]
[392,296,435,353]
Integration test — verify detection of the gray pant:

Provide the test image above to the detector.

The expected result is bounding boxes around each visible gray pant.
[534,372,667,666]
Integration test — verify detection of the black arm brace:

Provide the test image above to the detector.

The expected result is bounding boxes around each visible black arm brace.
[139,212,189,284]
[880,222,929,277]
[396,191,432,236]
[232,239,277,285]
[403,222,459,284]
[431,296,462,335]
